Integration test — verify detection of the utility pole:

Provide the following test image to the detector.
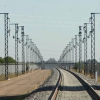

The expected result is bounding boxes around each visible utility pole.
[15,24,19,76]
[33,43,35,63]
[83,23,91,75]
[90,13,95,77]
[4,13,9,79]
[67,45,69,69]
[69,42,71,70]
[72,38,74,67]
[41,56,44,69]
[75,35,77,64]
[19,26,25,74]
[79,26,82,73]
[32,42,34,65]
[35,46,37,63]
[10,23,19,76]
[66,46,68,68]
[25,35,29,72]
[30,39,32,65]
[34,44,36,64]
[89,13,100,78]
[67,44,69,70]
[0,13,9,79]
[37,49,39,63]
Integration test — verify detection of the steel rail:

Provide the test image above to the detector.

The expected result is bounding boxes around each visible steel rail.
[48,68,62,100]
[62,68,100,100]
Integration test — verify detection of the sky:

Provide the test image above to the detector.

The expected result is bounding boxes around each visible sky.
[0,0,100,61]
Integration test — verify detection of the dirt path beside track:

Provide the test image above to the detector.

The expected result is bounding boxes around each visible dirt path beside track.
[0,69,51,96]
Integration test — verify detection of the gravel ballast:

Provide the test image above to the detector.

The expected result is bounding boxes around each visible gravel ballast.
[70,70,100,96]
[56,69,95,100]
[24,68,59,100]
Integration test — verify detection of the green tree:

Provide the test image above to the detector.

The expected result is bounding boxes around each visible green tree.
[74,63,79,71]
[74,62,84,71]
[4,56,16,63]
[0,57,5,63]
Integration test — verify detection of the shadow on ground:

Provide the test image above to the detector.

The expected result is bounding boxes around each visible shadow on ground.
[0,85,94,100]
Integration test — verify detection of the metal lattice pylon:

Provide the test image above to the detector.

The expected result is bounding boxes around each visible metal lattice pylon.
[75,35,77,64]
[72,38,74,65]
[32,42,34,64]
[69,43,71,70]
[4,13,9,79]
[30,39,32,65]
[15,24,19,76]
[66,46,68,64]
[91,13,95,77]
[26,35,29,72]
[79,26,82,73]
[21,26,25,74]
[84,23,87,75]
[83,23,91,75]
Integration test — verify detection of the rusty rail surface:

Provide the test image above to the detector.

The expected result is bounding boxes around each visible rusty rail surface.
[48,68,62,100]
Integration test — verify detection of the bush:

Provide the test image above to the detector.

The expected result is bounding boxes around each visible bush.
[0,57,5,63]
[0,56,16,63]
[73,62,84,71]
[74,63,78,70]
[4,56,16,63]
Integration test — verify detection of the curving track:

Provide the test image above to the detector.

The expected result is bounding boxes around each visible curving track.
[24,68,59,100]
[56,69,99,100]
[24,68,100,100]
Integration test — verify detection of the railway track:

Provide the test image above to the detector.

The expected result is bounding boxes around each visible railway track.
[24,68,100,100]
[67,69,100,100]
[48,68,62,100]
[56,68,100,100]
[24,68,60,100]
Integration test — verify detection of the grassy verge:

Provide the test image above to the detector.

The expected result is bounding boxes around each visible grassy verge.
[0,69,36,82]
[0,72,23,81]
[0,69,51,100]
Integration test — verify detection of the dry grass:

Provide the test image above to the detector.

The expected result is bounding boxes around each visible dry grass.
[0,72,22,81]
[98,76,100,83]
[0,69,40,82]
[71,68,100,83]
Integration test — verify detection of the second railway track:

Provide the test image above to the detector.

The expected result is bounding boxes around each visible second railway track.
[56,68,100,100]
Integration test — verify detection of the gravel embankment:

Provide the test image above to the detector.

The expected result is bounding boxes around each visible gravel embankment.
[56,69,64,100]
[71,70,100,86]
[24,68,59,100]
[70,70,100,96]
[56,69,95,100]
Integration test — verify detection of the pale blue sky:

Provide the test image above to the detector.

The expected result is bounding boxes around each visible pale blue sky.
[0,0,100,61]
